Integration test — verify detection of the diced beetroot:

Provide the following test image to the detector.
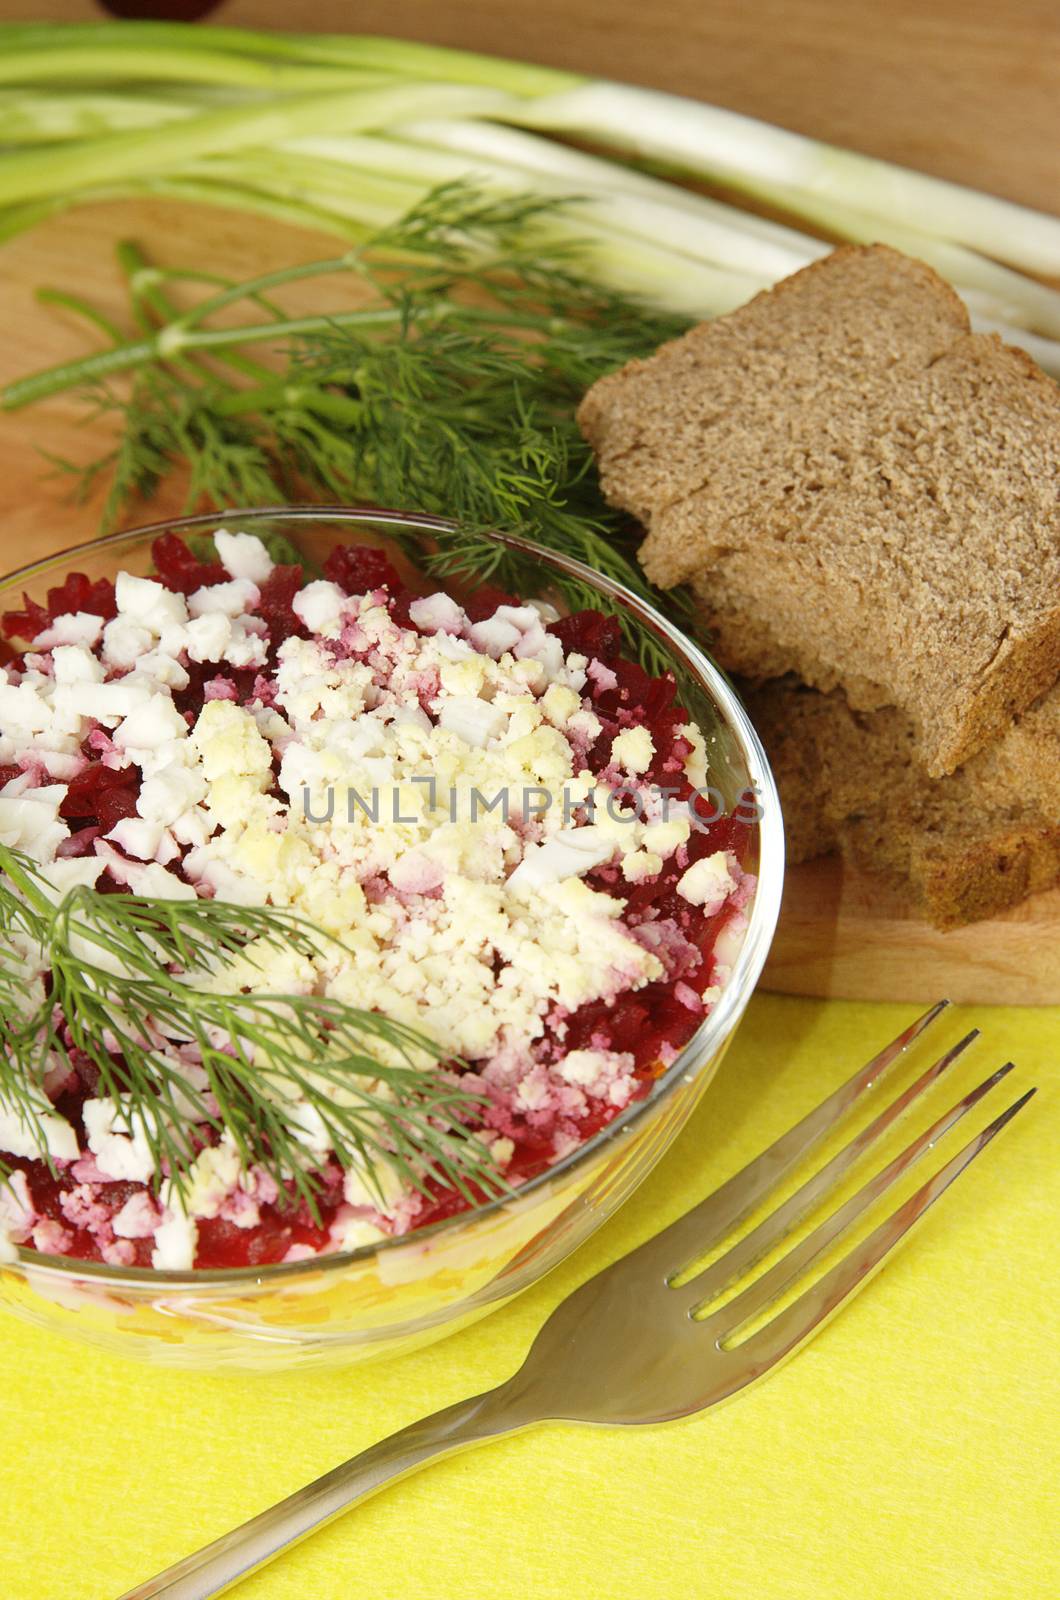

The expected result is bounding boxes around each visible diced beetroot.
[414,1170,504,1230]
[60,761,138,820]
[559,978,703,1078]
[689,811,748,861]
[590,661,694,783]
[172,660,258,716]
[548,610,623,662]
[65,1053,102,1098]
[195,1206,337,1269]
[255,563,307,650]
[461,583,519,623]
[150,532,227,595]
[0,763,22,787]
[1,592,49,641]
[55,741,140,835]
[95,785,141,833]
[51,572,116,622]
[323,544,402,596]
[583,716,619,776]
[2,572,116,641]
[387,589,415,629]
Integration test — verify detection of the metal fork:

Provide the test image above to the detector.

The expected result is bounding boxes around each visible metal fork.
[120,1000,1035,1600]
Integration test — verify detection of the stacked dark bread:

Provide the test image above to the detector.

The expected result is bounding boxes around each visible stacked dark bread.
[578,245,1060,927]
[739,678,1060,926]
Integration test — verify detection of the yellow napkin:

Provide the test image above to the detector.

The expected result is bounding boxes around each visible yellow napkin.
[2,995,1056,1600]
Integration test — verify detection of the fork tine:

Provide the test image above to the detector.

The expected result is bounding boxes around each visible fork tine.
[672,1028,979,1301]
[700,1062,1017,1333]
[730,1087,1036,1382]
[638,999,951,1281]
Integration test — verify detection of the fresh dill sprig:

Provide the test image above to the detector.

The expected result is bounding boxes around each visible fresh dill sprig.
[0,845,505,1218]
[4,182,696,672]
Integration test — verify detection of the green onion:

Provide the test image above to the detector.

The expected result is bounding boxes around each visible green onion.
[0,23,580,94]
[0,22,1058,369]
[0,46,387,92]
[0,84,514,208]
[0,91,197,144]
[511,83,1060,277]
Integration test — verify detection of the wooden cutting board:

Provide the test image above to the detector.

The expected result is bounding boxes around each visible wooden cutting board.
[765,859,1060,1007]
[1,198,1058,1008]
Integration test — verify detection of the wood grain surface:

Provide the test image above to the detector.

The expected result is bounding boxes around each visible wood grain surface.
[765,862,1060,1006]
[1,0,1059,1003]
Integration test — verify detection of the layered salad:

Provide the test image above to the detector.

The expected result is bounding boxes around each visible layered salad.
[0,531,754,1271]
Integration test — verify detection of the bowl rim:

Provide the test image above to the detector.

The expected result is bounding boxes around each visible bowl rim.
[3,505,785,1288]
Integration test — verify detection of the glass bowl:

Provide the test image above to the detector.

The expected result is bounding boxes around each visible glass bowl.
[0,507,783,1371]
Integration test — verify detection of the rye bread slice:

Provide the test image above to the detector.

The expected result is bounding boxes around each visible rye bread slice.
[578,244,1060,777]
[744,676,1060,929]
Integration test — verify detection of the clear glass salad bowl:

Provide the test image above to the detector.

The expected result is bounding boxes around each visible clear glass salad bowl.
[0,507,783,1371]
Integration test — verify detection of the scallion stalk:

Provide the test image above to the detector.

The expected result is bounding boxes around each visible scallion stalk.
[505,83,1060,278]
[0,22,1058,363]
[0,45,387,92]
[0,90,196,144]
[0,83,514,207]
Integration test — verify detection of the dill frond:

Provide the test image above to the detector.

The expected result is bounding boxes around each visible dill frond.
[0,846,504,1217]
[11,182,696,672]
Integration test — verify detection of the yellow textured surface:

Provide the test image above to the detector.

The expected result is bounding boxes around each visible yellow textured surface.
[2,995,1056,1600]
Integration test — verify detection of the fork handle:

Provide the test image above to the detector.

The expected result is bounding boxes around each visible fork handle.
[117,1381,530,1600]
